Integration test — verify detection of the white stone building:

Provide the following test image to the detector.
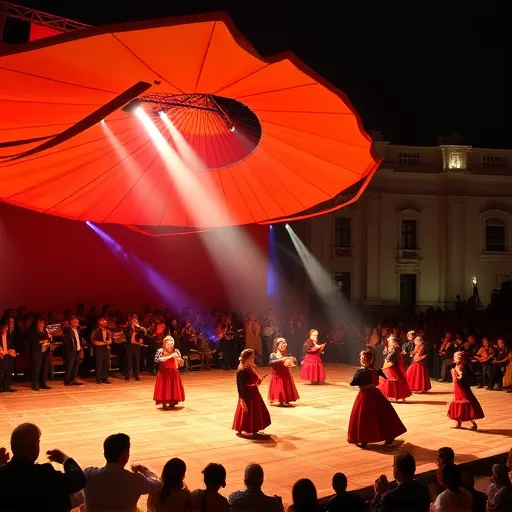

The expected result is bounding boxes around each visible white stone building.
[299,137,512,309]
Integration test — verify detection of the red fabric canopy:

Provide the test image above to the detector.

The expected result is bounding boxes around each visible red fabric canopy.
[0,13,379,229]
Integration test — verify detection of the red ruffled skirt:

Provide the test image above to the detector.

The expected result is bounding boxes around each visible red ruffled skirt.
[448,381,484,422]
[268,365,300,403]
[233,387,271,433]
[380,365,412,400]
[300,352,325,383]
[348,387,407,444]
[406,362,432,392]
[153,366,185,404]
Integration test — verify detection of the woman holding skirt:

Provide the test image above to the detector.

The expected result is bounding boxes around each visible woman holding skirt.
[406,335,432,393]
[300,329,326,384]
[232,348,271,436]
[268,337,299,406]
[348,350,407,448]
[153,336,185,410]
[380,336,412,402]
[448,351,484,430]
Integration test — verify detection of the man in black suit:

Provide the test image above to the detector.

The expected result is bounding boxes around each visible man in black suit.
[27,318,52,391]
[370,452,430,512]
[0,422,85,511]
[62,317,85,386]
[0,322,17,393]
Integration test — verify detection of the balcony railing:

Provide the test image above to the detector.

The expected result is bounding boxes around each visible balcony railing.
[398,248,421,262]
[333,247,352,258]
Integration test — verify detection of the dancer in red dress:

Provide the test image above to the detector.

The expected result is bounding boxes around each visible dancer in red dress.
[448,351,484,430]
[232,349,271,436]
[406,335,432,393]
[153,336,185,410]
[348,350,407,448]
[300,329,326,384]
[268,337,299,406]
[379,337,412,401]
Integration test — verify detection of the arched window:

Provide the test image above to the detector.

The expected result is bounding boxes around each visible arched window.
[485,217,506,252]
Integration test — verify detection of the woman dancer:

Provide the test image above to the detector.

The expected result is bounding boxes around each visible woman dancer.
[301,329,326,384]
[348,350,407,448]
[153,336,185,410]
[448,351,484,430]
[268,337,300,406]
[232,348,271,436]
[379,336,412,402]
[406,335,432,393]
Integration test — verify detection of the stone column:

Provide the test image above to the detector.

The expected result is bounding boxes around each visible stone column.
[365,192,382,303]
[446,197,467,300]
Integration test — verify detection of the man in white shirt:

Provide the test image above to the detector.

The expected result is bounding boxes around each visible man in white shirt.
[62,317,84,386]
[84,433,160,512]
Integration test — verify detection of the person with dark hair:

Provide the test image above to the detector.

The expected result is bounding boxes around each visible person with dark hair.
[486,464,512,512]
[324,472,364,512]
[301,329,326,384]
[429,447,456,502]
[0,321,17,392]
[62,316,85,386]
[83,433,160,512]
[432,463,472,511]
[370,452,430,512]
[148,457,190,511]
[229,463,283,512]
[232,348,271,436]
[461,471,487,512]
[288,478,320,512]
[380,336,412,402]
[448,352,485,430]
[0,422,85,512]
[190,463,229,512]
[268,336,299,406]
[26,317,53,391]
[348,350,407,448]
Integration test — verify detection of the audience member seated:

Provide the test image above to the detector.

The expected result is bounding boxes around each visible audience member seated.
[485,464,512,512]
[369,452,430,512]
[83,433,160,512]
[461,471,487,512]
[429,447,456,502]
[190,463,229,512]
[431,464,472,512]
[0,423,85,512]
[147,457,191,512]
[228,463,284,512]
[324,472,364,512]
[287,478,321,512]
[507,448,512,483]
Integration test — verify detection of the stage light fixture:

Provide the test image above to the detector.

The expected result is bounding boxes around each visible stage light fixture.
[122,99,142,113]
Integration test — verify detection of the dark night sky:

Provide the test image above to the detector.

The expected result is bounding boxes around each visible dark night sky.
[6,0,507,148]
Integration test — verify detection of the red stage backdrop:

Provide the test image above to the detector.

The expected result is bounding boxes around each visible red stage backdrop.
[0,203,269,313]
[29,24,61,41]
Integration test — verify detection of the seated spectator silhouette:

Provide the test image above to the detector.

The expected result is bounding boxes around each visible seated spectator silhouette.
[429,447,456,502]
[147,457,190,511]
[486,464,512,512]
[324,472,364,512]
[461,471,487,512]
[431,463,472,512]
[0,422,85,512]
[83,433,160,512]
[370,452,430,512]
[229,463,284,512]
[287,478,321,512]
[190,463,229,512]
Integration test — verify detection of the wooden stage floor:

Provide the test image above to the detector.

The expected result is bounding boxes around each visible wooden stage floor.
[1,364,511,509]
